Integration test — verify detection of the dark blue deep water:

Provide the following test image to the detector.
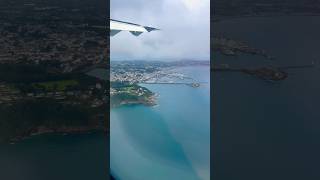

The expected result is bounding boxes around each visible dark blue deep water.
[0,132,109,180]
[213,16,320,180]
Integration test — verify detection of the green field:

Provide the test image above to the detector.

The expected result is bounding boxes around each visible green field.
[32,80,79,91]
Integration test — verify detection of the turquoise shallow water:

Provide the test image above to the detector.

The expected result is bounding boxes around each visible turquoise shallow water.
[111,66,210,180]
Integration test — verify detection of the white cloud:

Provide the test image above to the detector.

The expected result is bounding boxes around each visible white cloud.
[180,0,208,12]
[110,0,210,61]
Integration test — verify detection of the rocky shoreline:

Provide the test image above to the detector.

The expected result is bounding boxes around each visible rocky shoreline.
[213,36,274,59]
[9,126,107,143]
[111,94,157,109]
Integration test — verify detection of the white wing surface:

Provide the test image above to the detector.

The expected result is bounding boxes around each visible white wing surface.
[110,19,159,37]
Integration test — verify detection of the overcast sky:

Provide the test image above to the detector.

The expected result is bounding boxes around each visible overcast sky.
[110,0,210,61]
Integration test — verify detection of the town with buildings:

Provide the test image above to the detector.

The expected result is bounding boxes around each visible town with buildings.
[110,60,209,107]
[0,0,108,142]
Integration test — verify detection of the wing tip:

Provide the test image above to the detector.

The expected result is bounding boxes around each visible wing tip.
[144,26,160,32]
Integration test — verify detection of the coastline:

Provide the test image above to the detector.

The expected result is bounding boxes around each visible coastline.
[110,65,210,180]
[8,125,108,144]
[6,93,156,144]
[111,93,157,109]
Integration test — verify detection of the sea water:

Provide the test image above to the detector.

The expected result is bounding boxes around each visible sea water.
[110,66,210,180]
[213,16,320,180]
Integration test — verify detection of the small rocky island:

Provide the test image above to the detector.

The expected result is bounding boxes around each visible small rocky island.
[212,35,316,82]
[213,36,273,59]
[242,67,288,81]
[213,64,289,81]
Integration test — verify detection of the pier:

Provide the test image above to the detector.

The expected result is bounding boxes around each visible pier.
[142,82,205,87]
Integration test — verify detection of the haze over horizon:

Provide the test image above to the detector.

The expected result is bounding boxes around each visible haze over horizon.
[110,0,210,61]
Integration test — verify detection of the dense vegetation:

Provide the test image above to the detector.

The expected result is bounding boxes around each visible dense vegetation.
[0,99,93,142]
[110,81,154,107]
[0,63,107,143]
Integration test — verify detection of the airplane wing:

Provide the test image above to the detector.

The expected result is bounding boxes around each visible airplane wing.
[110,19,159,37]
